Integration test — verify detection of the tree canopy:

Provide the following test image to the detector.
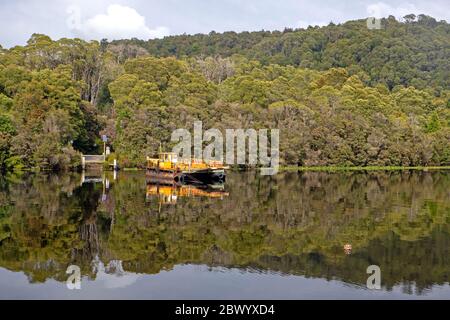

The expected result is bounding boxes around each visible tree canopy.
[0,15,449,170]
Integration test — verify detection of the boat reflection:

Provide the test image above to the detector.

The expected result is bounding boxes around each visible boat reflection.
[146,183,229,205]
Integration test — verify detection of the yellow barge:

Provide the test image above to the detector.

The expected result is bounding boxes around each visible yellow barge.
[146,152,228,185]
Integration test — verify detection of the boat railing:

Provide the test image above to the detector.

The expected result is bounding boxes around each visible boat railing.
[147,156,226,170]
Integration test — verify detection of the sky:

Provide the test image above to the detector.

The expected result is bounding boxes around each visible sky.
[0,0,449,48]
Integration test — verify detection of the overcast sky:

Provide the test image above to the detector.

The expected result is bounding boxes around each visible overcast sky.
[0,0,449,48]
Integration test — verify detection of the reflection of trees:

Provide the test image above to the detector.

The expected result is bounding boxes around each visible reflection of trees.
[0,171,449,293]
[0,173,84,282]
[70,182,105,274]
[250,228,450,294]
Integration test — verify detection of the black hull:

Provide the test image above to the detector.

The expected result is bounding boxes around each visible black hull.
[183,169,226,185]
[146,168,225,186]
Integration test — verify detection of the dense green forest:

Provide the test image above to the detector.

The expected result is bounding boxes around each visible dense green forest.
[118,14,449,91]
[0,15,449,171]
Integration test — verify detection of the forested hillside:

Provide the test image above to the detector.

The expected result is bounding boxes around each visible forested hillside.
[114,15,450,90]
[0,15,449,171]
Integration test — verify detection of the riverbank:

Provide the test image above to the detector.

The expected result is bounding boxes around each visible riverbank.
[5,165,450,175]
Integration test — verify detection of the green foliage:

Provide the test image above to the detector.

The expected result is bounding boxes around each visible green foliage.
[108,56,216,166]
[0,114,15,135]
[425,111,441,133]
[0,115,16,171]
[0,16,449,170]
[0,94,13,111]
[6,66,86,170]
[106,52,450,167]
[114,16,449,90]
[0,37,105,171]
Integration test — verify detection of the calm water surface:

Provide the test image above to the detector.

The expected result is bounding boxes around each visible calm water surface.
[0,170,449,299]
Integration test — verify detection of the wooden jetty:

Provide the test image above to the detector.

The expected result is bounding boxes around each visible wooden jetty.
[81,154,118,171]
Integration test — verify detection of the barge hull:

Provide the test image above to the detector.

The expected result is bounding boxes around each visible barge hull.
[146,168,225,185]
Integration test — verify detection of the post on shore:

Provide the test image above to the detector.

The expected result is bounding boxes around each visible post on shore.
[102,135,108,162]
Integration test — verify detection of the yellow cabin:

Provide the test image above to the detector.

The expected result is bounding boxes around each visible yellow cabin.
[147,152,226,173]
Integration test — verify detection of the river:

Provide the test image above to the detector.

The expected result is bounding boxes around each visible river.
[0,170,449,299]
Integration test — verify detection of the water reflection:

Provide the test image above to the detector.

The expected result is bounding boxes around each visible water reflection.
[146,183,229,206]
[0,170,449,297]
